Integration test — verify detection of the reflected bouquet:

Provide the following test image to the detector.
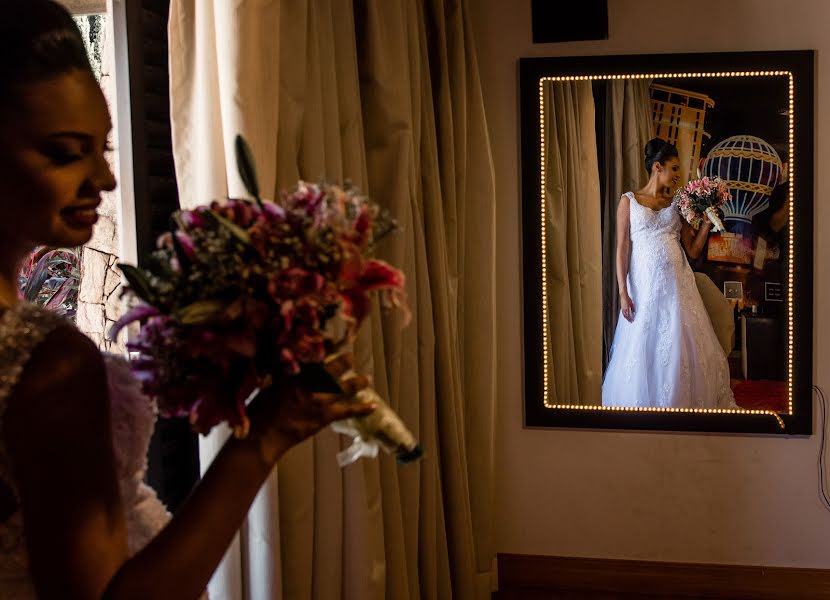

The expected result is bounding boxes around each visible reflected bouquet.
[674,176,730,232]
[18,246,81,318]
[110,136,422,466]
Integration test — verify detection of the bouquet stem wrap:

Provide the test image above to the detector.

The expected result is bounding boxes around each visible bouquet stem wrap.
[330,373,422,465]
[704,206,726,232]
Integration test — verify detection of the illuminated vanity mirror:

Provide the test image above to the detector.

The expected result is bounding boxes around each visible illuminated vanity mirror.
[520,51,813,434]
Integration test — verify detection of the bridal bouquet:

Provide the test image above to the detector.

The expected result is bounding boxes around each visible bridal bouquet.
[674,176,730,232]
[110,136,422,466]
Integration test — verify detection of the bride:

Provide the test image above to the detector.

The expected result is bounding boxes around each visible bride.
[602,138,737,409]
[0,3,377,598]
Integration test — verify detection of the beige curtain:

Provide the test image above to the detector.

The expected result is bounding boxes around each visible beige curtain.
[543,81,602,406]
[601,80,653,370]
[168,1,495,599]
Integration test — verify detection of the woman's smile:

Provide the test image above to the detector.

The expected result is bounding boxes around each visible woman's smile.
[60,203,100,229]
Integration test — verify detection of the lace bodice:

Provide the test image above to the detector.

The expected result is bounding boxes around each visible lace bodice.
[0,303,170,597]
[627,192,685,306]
[628,191,682,239]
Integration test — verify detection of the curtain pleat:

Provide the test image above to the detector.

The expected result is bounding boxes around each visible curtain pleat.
[543,81,603,406]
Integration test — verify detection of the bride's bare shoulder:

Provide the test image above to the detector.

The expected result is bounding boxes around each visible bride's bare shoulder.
[21,325,104,384]
[617,193,632,216]
[3,325,108,447]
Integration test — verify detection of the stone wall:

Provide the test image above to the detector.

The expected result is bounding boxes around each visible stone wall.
[76,15,126,353]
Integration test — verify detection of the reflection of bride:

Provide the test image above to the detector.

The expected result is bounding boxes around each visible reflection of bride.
[602,139,737,409]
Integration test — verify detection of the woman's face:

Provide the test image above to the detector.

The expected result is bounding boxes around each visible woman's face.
[654,156,680,192]
[0,69,116,253]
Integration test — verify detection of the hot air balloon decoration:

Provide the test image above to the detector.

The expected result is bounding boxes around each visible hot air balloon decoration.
[702,135,782,226]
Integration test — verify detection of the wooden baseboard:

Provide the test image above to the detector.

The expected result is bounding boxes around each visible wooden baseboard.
[496,554,830,599]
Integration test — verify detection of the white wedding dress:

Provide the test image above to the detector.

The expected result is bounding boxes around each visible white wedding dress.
[602,192,737,409]
[0,303,176,598]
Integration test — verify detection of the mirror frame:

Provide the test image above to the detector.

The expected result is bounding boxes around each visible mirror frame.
[520,51,814,435]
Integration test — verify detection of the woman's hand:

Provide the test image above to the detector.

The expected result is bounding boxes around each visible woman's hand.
[247,354,376,451]
[620,292,636,322]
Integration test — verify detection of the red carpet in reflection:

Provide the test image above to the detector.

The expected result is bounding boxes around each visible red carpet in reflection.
[732,379,788,413]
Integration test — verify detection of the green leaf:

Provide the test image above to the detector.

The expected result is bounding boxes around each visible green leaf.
[200,209,252,245]
[118,264,157,306]
[235,135,262,207]
[175,299,228,325]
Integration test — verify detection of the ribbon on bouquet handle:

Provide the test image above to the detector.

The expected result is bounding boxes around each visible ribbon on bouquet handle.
[704,206,727,232]
[330,371,423,467]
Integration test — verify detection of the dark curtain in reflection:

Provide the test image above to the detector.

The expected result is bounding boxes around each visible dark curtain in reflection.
[543,80,603,406]
[599,80,653,372]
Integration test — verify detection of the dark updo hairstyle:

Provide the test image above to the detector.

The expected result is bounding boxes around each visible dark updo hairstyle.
[0,1,93,107]
[644,138,679,174]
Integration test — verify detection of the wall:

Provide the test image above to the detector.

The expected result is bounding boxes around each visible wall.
[473,0,830,568]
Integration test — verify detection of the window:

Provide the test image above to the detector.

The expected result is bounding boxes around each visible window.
[74,15,106,80]
[18,3,128,352]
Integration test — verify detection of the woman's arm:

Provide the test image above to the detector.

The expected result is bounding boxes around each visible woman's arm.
[681,218,712,259]
[4,327,372,600]
[615,195,635,321]
[4,327,128,599]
